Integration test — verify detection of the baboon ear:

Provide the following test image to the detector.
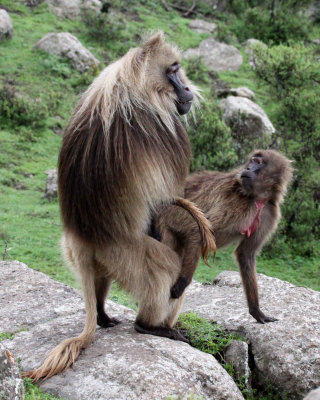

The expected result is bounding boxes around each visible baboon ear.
[142,32,165,54]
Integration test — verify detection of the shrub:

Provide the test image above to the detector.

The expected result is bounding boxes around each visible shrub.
[188,98,238,172]
[0,82,48,129]
[81,8,125,44]
[227,0,313,44]
[253,43,320,256]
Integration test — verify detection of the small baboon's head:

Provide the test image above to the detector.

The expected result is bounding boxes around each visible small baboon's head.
[239,149,293,201]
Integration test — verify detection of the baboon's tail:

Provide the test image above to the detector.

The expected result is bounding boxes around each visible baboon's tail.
[174,197,216,264]
[22,331,94,381]
[23,244,97,382]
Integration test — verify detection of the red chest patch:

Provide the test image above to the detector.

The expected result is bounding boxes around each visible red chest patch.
[241,199,268,238]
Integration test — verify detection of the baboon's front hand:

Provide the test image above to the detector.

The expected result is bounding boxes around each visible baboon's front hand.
[170,276,189,298]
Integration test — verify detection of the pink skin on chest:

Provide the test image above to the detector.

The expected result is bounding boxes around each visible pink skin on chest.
[241,199,268,238]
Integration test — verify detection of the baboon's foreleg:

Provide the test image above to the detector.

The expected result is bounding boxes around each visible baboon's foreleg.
[170,236,201,299]
[235,238,278,324]
[94,275,120,328]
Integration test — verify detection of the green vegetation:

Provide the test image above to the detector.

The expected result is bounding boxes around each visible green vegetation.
[177,312,242,356]
[24,378,65,400]
[178,312,289,399]
[0,2,319,399]
[0,328,28,341]
[0,332,15,341]
[0,0,318,296]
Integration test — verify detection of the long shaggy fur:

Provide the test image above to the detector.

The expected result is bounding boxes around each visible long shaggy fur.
[59,32,200,246]
[24,32,208,381]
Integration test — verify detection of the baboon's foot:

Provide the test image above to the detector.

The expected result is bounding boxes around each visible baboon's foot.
[250,306,278,324]
[134,320,188,343]
[97,312,121,328]
[170,276,189,299]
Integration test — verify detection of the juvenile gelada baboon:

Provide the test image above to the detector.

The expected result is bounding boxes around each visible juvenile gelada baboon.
[156,149,293,323]
[24,32,216,381]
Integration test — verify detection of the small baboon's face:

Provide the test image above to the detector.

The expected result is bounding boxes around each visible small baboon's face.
[140,33,194,115]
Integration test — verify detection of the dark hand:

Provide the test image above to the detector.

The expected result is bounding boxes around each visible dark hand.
[171,276,189,299]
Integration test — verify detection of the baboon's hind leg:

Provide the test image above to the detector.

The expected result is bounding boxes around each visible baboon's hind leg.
[133,236,188,342]
[95,275,121,328]
[135,293,188,342]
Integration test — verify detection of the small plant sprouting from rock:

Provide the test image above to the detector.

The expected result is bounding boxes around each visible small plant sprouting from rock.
[23,377,65,400]
[177,312,242,357]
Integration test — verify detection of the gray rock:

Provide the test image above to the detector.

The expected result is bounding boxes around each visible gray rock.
[243,38,267,67]
[184,38,243,72]
[46,0,102,19]
[304,387,320,400]
[35,32,99,72]
[0,344,24,400]
[183,271,320,399]
[188,19,217,34]
[0,261,244,400]
[43,169,58,200]
[0,9,13,41]
[219,96,275,145]
[225,340,251,390]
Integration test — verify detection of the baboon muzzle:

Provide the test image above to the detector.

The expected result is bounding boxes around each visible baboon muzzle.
[167,64,194,115]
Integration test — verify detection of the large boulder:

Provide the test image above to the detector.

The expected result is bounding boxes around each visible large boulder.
[0,344,24,400]
[35,32,99,72]
[188,19,217,34]
[219,96,274,156]
[0,9,13,41]
[0,261,244,400]
[46,0,102,19]
[184,38,243,72]
[183,271,320,399]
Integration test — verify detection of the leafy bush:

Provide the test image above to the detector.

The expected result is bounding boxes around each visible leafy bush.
[253,43,320,256]
[0,82,48,129]
[81,8,126,44]
[227,0,313,44]
[188,98,238,172]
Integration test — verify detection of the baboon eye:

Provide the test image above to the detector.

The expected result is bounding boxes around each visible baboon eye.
[251,157,264,164]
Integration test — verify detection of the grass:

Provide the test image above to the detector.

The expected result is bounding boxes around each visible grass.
[194,246,320,291]
[177,312,243,356]
[24,378,65,400]
[0,0,318,306]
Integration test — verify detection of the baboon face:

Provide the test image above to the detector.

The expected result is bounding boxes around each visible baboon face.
[141,33,194,115]
[240,150,292,198]
[166,63,194,114]
[240,153,267,193]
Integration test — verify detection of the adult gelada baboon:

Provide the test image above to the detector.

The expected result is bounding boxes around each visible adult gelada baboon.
[24,32,216,381]
[156,149,293,323]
